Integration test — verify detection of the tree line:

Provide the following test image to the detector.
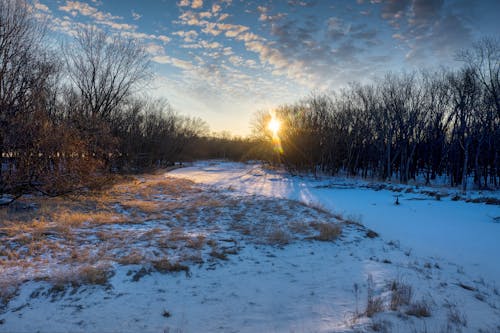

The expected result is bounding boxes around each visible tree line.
[0,0,207,202]
[255,38,499,192]
[1,0,498,202]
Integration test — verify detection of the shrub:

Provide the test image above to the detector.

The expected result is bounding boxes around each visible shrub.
[366,275,384,317]
[267,228,291,245]
[390,280,413,310]
[406,300,431,318]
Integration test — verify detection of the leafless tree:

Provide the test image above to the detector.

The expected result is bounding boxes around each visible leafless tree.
[64,26,151,122]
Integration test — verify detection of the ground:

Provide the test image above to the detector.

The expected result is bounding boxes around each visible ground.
[0,161,499,332]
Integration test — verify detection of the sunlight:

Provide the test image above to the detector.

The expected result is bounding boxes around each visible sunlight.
[268,118,281,137]
[268,112,283,154]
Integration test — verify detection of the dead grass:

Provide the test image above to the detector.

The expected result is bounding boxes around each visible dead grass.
[186,235,206,249]
[117,250,145,265]
[1,171,354,309]
[390,280,413,310]
[405,299,431,318]
[366,274,384,317]
[266,227,292,246]
[53,210,128,226]
[50,264,113,289]
[311,222,342,241]
[152,258,190,275]
[121,200,162,213]
[78,265,113,285]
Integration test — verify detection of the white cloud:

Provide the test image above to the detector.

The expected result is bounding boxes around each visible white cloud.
[191,0,203,9]
[152,55,194,70]
[173,30,199,42]
[131,10,141,20]
[34,1,50,12]
[212,3,221,14]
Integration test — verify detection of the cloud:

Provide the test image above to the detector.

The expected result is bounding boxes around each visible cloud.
[173,29,199,42]
[372,0,473,62]
[152,55,194,70]
[218,13,229,21]
[212,3,221,14]
[131,10,142,20]
[59,1,120,21]
[34,1,50,12]
[380,0,411,21]
[191,0,203,9]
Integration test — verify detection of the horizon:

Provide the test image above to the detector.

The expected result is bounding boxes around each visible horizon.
[35,0,499,135]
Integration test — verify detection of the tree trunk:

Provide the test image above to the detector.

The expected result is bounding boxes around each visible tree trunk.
[461,140,470,193]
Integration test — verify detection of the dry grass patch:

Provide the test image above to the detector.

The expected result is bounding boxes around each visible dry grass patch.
[152,258,190,275]
[51,264,113,289]
[390,280,413,310]
[121,200,163,214]
[311,222,342,241]
[405,299,431,318]
[186,235,206,250]
[267,227,292,246]
[78,265,113,285]
[366,275,384,317]
[117,250,145,265]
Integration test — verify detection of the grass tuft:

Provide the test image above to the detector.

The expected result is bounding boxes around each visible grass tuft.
[390,280,413,310]
[405,299,431,318]
[311,222,342,241]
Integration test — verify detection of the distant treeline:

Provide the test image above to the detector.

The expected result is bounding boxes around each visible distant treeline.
[0,0,209,201]
[1,0,498,202]
[253,38,499,192]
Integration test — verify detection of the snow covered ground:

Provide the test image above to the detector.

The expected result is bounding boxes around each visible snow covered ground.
[171,161,500,284]
[1,161,499,332]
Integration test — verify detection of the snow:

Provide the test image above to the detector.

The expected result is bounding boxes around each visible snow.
[170,161,500,284]
[1,161,500,332]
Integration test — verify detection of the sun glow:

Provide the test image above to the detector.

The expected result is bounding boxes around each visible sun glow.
[268,118,281,137]
[268,112,283,154]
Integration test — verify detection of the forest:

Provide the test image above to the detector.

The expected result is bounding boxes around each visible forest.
[1,0,499,205]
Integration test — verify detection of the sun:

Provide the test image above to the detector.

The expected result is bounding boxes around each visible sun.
[268,118,281,136]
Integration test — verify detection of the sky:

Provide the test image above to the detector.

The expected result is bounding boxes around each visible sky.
[33,0,500,135]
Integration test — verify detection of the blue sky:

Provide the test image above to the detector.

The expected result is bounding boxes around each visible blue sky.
[33,0,500,135]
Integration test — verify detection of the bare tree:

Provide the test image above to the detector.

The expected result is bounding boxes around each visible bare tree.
[64,26,151,122]
[457,37,500,117]
[0,0,55,198]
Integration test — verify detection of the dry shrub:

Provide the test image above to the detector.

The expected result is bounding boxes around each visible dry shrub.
[406,300,431,318]
[168,227,190,242]
[117,250,144,265]
[311,222,342,241]
[390,280,413,310]
[78,265,113,285]
[366,275,384,317]
[152,258,189,275]
[186,235,205,249]
[209,248,228,260]
[51,264,112,288]
[267,227,291,246]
